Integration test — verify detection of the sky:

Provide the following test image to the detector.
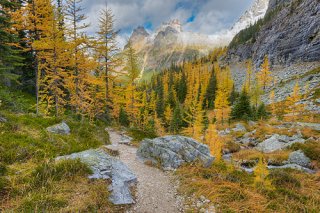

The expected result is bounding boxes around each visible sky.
[82,0,255,46]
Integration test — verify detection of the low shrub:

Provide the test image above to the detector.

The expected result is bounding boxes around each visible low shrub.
[290,141,320,162]
[0,163,7,176]
[268,170,301,189]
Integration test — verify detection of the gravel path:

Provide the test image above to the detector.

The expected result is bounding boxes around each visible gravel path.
[107,129,184,213]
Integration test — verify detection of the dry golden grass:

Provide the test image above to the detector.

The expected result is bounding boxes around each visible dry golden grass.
[233,149,290,165]
[1,160,121,212]
[176,163,320,212]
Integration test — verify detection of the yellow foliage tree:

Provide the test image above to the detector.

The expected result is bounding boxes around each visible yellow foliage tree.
[285,82,304,121]
[32,2,69,116]
[205,124,223,161]
[254,156,271,188]
[257,56,273,91]
[214,89,230,124]
[243,59,253,93]
[269,90,276,117]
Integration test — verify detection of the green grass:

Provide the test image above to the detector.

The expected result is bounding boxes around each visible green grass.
[127,127,158,146]
[0,112,109,164]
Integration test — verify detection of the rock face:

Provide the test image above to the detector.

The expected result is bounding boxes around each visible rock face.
[256,134,305,153]
[56,149,137,205]
[137,136,214,170]
[228,0,320,66]
[46,121,70,135]
[287,150,311,168]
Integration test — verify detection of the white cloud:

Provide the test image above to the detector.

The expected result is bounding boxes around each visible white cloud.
[80,0,255,45]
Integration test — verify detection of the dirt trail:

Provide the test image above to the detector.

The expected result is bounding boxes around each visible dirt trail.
[107,129,183,213]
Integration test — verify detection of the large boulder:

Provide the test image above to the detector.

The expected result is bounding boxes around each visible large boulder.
[46,121,70,135]
[56,149,137,205]
[286,150,311,168]
[256,134,305,153]
[137,135,214,170]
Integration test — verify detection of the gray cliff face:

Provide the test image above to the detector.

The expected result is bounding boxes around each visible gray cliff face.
[228,0,320,66]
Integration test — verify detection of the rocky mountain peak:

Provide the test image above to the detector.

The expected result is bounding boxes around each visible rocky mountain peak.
[230,0,269,34]
[156,19,182,34]
[129,26,149,43]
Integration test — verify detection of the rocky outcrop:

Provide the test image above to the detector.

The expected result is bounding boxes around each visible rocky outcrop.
[228,0,320,66]
[46,122,70,135]
[256,133,305,153]
[137,136,214,170]
[56,149,137,205]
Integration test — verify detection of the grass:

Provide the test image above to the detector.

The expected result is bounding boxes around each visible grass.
[177,162,320,212]
[0,109,114,211]
[126,127,158,146]
[0,112,109,164]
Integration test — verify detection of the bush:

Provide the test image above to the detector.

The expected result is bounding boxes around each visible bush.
[0,163,7,176]
[269,170,301,189]
[290,141,320,162]
[226,170,253,184]
[31,159,92,188]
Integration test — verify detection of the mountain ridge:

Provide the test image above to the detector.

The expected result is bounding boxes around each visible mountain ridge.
[127,0,270,74]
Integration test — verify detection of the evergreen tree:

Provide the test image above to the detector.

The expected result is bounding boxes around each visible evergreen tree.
[257,103,268,120]
[119,106,129,127]
[0,0,23,73]
[170,104,183,134]
[177,71,187,103]
[204,69,217,109]
[231,91,252,120]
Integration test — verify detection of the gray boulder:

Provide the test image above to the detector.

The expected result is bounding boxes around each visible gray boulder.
[286,150,311,168]
[232,123,247,132]
[46,121,70,135]
[56,149,137,205]
[256,134,305,153]
[137,135,214,170]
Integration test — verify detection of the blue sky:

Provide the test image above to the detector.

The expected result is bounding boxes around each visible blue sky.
[83,0,255,45]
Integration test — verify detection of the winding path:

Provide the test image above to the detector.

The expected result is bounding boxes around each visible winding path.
[107,129,184,213]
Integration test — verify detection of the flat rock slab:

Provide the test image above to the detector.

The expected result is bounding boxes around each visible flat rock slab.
[137,135,214,170]
[56,149,137,205]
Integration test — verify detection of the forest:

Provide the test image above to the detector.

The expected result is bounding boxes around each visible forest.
[1,0,319,212]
